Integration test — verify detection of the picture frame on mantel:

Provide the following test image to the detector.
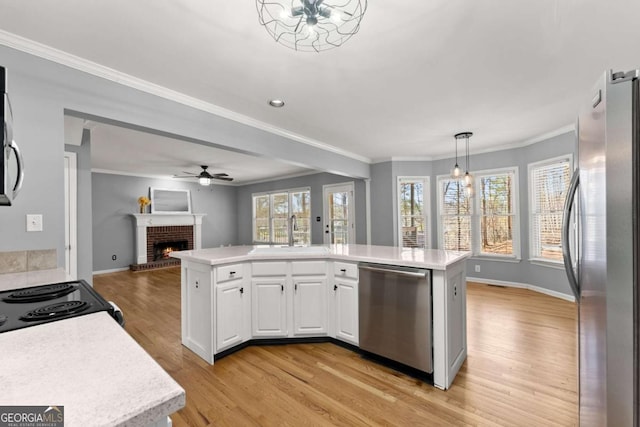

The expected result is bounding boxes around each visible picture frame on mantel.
[150,188,192,214]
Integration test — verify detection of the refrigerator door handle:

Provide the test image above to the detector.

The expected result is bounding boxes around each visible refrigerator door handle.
[562,168,580,300]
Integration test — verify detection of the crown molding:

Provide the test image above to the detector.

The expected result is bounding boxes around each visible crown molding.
[0,30,371,164]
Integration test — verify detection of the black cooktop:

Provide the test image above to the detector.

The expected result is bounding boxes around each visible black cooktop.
[0,280,117,333]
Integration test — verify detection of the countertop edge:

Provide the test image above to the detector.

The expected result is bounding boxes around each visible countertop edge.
[171,245,470,270]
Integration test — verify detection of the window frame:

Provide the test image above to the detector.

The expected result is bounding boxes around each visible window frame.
[527,154,573,266]
[252,187,311,245]
[437,166,520,261]
[397,176,431,249]
[472,167,520,260]
[436,175,473,252]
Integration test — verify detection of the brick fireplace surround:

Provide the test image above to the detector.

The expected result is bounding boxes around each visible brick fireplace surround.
[131,214,205,271]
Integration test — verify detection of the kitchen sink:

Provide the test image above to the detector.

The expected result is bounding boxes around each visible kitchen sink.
[249,246,330,255]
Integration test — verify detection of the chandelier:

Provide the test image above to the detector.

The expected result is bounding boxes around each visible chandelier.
[256,0,368,52]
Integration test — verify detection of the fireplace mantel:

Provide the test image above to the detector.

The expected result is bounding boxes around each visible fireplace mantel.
[131,214,206,265]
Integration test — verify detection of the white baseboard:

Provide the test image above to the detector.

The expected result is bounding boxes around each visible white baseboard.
[93,267,130,276]
[466,276,576,302]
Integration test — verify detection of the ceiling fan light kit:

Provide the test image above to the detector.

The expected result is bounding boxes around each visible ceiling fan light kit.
[173,165,233,186]
[256,0,367,52]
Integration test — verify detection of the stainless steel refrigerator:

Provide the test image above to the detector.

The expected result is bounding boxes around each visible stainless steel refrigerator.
[562,69,639,426]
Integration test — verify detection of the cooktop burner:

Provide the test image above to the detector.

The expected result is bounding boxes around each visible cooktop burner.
[2,282,76,303]
[0,280,121,333]
[21,300,90,321]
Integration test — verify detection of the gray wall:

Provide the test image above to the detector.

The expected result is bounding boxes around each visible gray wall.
[236,172,367,245]
[369,162,394,246]
[92,173,237,272]
[64,129,93,283]
[0,44,369,268]
[427,132,575,296]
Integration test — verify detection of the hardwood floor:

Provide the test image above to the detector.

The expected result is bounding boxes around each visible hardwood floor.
[94,269,577,426]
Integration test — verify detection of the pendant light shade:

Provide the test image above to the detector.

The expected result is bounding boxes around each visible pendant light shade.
[451,135,461,178]
[256,0,367,52]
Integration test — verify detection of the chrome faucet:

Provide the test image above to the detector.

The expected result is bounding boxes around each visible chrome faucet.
[288,214,298,246]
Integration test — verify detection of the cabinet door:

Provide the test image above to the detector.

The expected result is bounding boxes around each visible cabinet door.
[293,278,327,335]
[252,278,288,337]
[216,279,246,352]
[185,266,213,363]
[335,279,359,345]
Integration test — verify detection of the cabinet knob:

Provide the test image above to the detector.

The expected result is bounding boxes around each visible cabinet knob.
[295,283,298,292]
[333,284,338,291]
[240,287,244,294]
[281,284,284,292]
[229,271,236,276]
[340,269,347,273]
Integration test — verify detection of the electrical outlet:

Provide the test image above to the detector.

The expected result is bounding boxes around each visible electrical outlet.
[475,264,481,273]
[26,214,43,232]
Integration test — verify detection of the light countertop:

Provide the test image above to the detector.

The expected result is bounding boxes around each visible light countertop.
[0,267,72,291]
[0,270,186,427]
[171,244,470,270]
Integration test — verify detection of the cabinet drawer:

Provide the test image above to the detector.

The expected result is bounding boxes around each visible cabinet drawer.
[292,261,326,276]
[216,263,244,283]
[333,262,358,279]
[252,262,287,276]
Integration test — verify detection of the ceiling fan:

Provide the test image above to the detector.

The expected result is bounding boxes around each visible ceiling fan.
[173,165,234,185]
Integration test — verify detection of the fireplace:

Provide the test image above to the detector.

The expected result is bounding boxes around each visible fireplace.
[153,240,188,261]
[131,213,205,271]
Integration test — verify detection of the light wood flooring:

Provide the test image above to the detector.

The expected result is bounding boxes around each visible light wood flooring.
[94,268,577,426]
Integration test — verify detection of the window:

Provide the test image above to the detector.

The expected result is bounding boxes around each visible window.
[438,178,472,251]
[438,167,519,259]
[253,188,311,245]
[397,177,430,249]
[528,155,572,263]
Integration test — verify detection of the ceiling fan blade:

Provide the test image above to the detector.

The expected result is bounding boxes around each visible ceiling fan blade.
[181,171,198,175]
[173,175,197,178]
[212,173,229,177]
[214,176,234,182]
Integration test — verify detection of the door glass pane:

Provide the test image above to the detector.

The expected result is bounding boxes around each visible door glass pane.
[329,191,349,244]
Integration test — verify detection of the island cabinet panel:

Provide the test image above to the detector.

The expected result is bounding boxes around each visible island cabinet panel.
[293,278,328,335]
[182,262,214,363]
[215,277,249,352]
[333,277,359,345]
[252,278,288,337]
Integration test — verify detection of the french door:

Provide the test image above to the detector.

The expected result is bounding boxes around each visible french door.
[323,183,355,245]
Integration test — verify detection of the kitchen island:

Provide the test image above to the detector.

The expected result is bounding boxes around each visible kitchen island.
[172,244,470,390]
[0,269,185,427]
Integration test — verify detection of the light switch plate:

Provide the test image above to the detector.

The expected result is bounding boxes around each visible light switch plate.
[26,214,43,232]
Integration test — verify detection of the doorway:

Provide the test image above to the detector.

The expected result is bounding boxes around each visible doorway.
[323,182,355,244]
[64,151,78,279]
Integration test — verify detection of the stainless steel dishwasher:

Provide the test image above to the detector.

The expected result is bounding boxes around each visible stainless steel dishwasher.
[358,262,432,373]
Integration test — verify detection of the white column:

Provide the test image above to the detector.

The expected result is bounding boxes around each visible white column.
[135,224,147,264]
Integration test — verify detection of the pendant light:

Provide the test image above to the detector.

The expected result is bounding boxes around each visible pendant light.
[454,132,474,197]
[451,134,461,178]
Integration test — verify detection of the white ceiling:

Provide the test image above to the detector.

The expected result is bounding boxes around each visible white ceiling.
[2,0,640,171]
[77,119,313,184]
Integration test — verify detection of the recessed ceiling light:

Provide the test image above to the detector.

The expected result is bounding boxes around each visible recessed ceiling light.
[268,99,285,108]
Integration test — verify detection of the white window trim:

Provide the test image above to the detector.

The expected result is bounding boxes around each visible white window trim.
[436,174,472,252]
[252,187,311,245]
[472,166,520,260]
[397,176,431,249]
[437,167,521,260]
[527,154,573,267]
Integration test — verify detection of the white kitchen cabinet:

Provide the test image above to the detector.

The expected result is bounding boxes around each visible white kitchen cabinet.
[215,277,249,352]
[292,261,328,336]
[293,278,327,335]
[252,277,288,337]
[181,261,214,363]
[334,277,359,345]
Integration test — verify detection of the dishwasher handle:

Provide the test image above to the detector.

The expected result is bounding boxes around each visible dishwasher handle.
[358,264,427,279]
